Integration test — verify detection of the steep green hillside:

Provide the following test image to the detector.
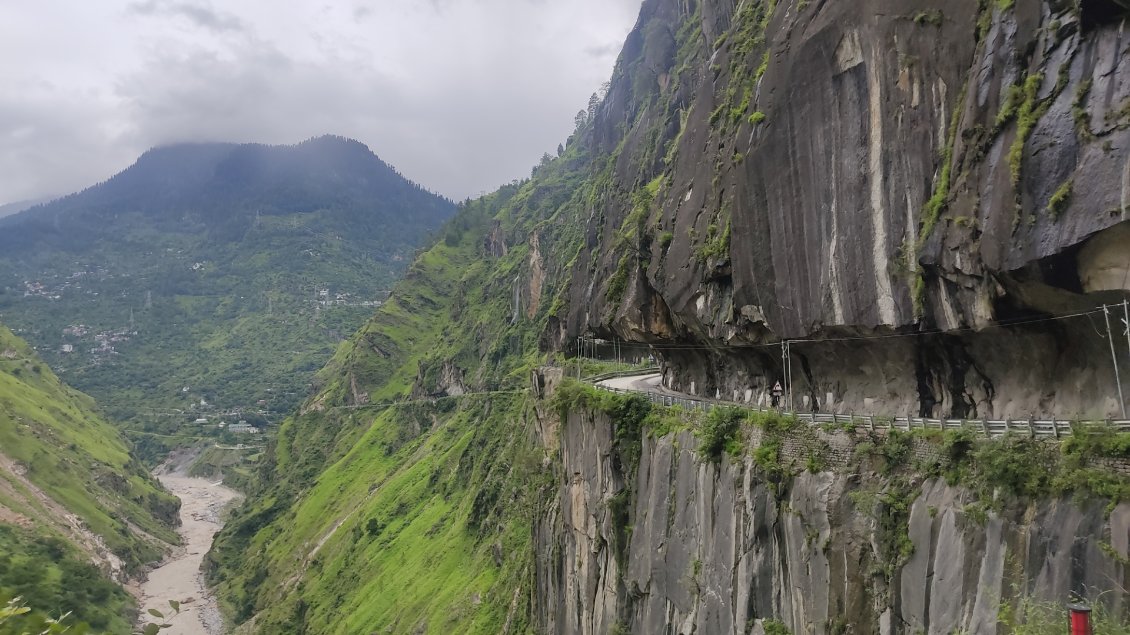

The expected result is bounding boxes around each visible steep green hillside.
[0,136,454,447]
[207,119,598,633]
[0,324,179,632]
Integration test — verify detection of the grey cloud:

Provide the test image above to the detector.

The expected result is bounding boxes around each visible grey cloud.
[0,0,644,203]
[128,0,246,32]
[0,91,136,204]
[114,38,412,152]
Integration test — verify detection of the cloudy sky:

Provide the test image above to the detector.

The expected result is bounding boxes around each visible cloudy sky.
[0,0,642,204]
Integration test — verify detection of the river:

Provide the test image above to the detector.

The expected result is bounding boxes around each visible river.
[137,474,239,634]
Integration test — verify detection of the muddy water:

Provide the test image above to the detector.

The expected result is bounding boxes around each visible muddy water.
[138,475,239,634]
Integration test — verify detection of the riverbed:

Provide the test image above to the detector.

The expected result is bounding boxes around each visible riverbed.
[138,474,239,634]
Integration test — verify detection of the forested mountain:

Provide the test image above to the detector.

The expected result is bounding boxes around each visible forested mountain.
[0,199,49,220]
[208,0,1130,633]
[0,323,179,632]
[0,136,454,441]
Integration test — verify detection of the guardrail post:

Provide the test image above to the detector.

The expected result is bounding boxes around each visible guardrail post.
[1027,417,1034,437]
[868,415,875,431]
[982,418,989,436]
[1053,420,1060,438]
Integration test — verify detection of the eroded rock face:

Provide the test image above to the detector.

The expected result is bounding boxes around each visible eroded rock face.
[535,407,1130,634]
[1080,223,1130,292]
[563,0,1130,417]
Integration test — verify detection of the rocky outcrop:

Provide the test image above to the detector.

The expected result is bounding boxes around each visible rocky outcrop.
[535,405,1130,634]
[562,0,1130,418]
[412,358,467,398]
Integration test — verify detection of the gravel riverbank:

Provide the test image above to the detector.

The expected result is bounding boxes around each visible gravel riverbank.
[138,474,239,634]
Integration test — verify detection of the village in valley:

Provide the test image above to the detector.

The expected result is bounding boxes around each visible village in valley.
[1,257,387,449]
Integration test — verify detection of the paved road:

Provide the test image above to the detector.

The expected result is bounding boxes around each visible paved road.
[590,370,1130,437]
[596,372,663,393]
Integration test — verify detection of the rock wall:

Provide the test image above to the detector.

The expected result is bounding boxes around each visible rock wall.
[534,406,1130,634]
[562,0,1130,418]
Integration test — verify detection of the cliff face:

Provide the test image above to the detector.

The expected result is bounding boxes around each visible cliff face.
[536,401,1130,634]
[564,0,1130,419]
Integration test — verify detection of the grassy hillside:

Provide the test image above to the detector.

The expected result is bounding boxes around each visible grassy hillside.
[0,324,179,632]
[0,137,454,454]
[207,122,598,633]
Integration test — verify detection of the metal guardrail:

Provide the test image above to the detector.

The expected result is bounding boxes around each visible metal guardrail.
[594,385,1130,438]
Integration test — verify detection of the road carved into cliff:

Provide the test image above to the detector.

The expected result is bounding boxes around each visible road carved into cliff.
[593,371,1130,436]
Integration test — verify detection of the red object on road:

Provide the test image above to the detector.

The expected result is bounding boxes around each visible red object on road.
[1069,604,1092,635]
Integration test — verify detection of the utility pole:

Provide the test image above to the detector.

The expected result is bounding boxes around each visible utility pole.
[787,340,794,413]
[781,339,793,413]
[576,337,581,379]
[1103,304,1127,418]
[780,340,786,411]
[1124,299,1130,388]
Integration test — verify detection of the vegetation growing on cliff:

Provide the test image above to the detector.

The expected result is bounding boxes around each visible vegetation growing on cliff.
[1007,72,1047,186]
[1047,178,1073,220]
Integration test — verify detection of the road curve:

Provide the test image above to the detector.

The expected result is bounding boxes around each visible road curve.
[596,372,664,393]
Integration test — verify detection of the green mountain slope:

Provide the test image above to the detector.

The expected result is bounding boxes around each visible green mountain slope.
[0,136,454,447]
[206,127,597,633]
[0,324,179,632]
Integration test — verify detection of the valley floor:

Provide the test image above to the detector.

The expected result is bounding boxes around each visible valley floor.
[138,474,239,634]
